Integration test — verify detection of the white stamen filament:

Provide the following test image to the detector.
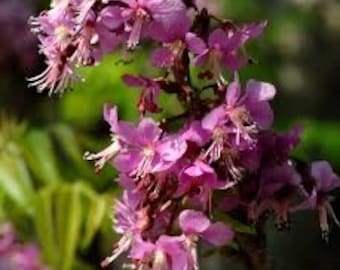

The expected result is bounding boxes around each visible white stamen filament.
[84,138,121,171]
[101,233,132,268]
[127,8,149,49]
[153,249,168,270]
[127,16,144,49]
[326,201,340,228]
[135,147,154,178]
[204,129,225,163]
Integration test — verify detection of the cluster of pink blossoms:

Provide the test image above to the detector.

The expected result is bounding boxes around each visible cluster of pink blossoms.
[0,224,46,270]
[30,0,340,269]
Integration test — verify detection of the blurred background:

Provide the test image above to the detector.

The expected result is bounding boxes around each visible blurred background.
[0,0,340,269]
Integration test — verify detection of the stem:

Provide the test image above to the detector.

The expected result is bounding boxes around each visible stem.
[235,223,272,270]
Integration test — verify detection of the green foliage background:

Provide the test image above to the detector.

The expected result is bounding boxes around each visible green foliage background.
[0,0,340,269]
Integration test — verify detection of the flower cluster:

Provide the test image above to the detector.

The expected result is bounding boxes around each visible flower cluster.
[30,1,340,270]
[0,224,47,270]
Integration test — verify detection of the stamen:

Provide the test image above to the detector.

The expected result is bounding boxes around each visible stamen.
[101,234,132,268]
[84,138,121,172]
[326,201,340,228]
[127,8,149,49]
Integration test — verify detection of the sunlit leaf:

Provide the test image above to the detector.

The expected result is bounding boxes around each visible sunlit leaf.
[33,186,58,267]
[22,130,60,184]
[80,185,107,249]
[59,184,82,270]
[0,154,33,214]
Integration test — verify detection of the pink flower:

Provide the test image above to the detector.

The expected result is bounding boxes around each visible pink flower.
[101,0,187,49]
[0,224,47,270]
[83,105,125,172]
[259,164,303,226]
[186,22,266,79]
[179,210,234,269]
[129,235,190,270]
[201,77,276,164]
[178,160,233,210]
[122,74,162,114]
[179,210,234,246]
[298,161,340,238]
[101,191,146,267]
[224,78,276,144]
[150,15,191,68]
[114,118,187,177]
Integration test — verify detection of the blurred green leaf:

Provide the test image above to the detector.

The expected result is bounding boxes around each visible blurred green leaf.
[60,55,142,128]
[33,183,108,270]
[22,130,60,184]
[34,186,58,267]
[294,120,340,169]
[59,184,82,270]
[80,184,107,249]
[0,153,33,214]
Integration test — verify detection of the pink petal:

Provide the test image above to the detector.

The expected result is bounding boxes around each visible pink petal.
[201,222,234,246]
[148,15,190,43]
[202,106,226,131]
[247,101,274,129]
[114,150,141,173]
[122,74,146,87]
[311,161,340,192]
[151,47,174,68]
[240,21,267,43]
[223,53,246,71]
[185,32,207,55]
[157,136,187,162]
[245,80,276,102]
[103,104,118,132]
[208,29,228,48]
[137,118,162,143]
[179,210,211,234]
[129,237,155,260]
[183,164,203,177]
[157,235,188,270]
[98,6,125,30]
[225,80,241,107]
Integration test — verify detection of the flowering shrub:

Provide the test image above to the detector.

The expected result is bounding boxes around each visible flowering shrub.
[29,0,340,269]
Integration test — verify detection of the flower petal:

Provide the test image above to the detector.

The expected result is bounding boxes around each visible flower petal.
[122,74,146,87]
[185,32,207,55]
[247,101,274,129]
[311,161,340,192]
[245,80,276,103]
[179,210,210,234]
[157,136,187,162]
[225,80,241,107]
[103,104,119,133]
[202,106,226,131]
[151,47,174,68]
[201,222,234,246]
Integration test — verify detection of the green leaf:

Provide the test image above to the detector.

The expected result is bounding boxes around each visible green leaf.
[80,185,107,249]
[33,183,107,270]
[59,184,82,270]
[33,186,58,267]
[22,130,61,184]
[51,124,99,183]
[52,125,86,168]
[73,259,97,270]
[0,153,33,214]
